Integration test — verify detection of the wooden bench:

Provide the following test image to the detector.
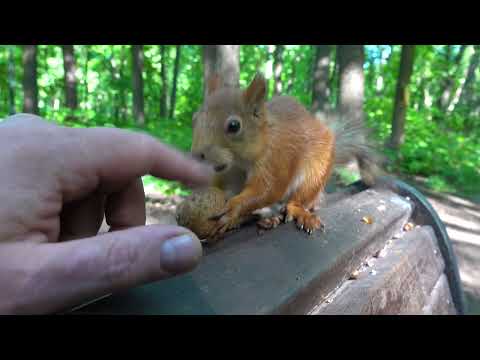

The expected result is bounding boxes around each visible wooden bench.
[68,178,465,315]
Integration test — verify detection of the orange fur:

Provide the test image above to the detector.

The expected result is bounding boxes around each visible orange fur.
[192,73,376,239]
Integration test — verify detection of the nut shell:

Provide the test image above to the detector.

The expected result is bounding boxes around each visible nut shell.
[175,187,227,240]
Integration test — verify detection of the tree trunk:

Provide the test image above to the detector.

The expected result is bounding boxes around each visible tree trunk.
[286,62,296,94]
[131,45,145,125]
[457,45,480,110]
[82,46,90,109]
[160,45,168,118]
[203,45,240,98]
[106,47,121,123]
[119,46,128,121]
[415,73,428,111]
[311,45,331,115]
[337,45,365,124]
[272,45,284,96]
[330,47,338,92]
[7,46,16,115]
[437,45,466,111]
[388,45,416,151]
[285,53,300,95]
[169,45,182,119]
[439,78,454,112]
[203,46,217,96]
[22,45,39,115]
[62,45,78,111]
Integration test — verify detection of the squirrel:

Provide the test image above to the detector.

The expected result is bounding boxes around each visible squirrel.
[191,72,382,240]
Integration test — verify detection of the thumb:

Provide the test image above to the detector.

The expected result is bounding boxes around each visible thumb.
[33,225,203,314]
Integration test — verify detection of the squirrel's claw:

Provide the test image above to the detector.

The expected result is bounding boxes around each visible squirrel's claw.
[207,203,242,239]
[257,215,282,230]
[208,209,228,221]
[208,219,230,239]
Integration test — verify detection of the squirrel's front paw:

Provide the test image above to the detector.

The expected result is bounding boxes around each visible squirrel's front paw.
[208,201,242,239]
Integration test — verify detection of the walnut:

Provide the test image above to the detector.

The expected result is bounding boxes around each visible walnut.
[175,187,227,241]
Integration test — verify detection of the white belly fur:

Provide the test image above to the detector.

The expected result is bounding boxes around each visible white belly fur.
[282,170,305,202]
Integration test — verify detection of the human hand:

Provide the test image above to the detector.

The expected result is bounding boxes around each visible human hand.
[0,114,212,314]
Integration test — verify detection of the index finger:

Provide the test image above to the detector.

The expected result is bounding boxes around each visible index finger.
[60,126,213,200]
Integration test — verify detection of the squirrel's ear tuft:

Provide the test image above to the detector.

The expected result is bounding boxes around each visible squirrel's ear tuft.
[243,72,267,110]
[206,73,223,96]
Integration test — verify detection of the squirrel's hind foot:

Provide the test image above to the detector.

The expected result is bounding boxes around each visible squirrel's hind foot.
[256,215,283,230]
[285,203,325,235]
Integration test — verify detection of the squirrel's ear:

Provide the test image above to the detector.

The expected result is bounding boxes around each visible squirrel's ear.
[206,73,223,96]
[243,72,267,109]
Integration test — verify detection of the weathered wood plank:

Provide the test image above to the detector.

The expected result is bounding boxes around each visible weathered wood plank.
[313,226,448,315]
[70,188,413,315]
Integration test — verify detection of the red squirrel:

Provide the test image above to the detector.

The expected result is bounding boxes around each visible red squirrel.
[191,73,380,240]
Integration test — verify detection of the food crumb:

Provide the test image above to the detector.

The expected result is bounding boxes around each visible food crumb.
[362,216,373,224]
[349,270,360,280]
[377,204,387,212]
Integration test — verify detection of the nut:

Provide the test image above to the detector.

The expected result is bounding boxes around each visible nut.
[404,222,414,232]
[349,270,360,280]
[175,187,228,241]
[362,216,374,225]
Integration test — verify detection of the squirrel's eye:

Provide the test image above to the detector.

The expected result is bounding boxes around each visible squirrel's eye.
[226,119,241,134]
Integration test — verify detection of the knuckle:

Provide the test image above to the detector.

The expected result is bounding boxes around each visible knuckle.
[104,238,140,287]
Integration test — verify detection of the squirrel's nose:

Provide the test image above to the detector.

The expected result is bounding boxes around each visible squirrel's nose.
[192,152,206,161]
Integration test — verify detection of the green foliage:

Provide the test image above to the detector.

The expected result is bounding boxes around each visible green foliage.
[1,45,479,197]
[366,99,480,196]
[336,168,361,185]
[364,45,480,196]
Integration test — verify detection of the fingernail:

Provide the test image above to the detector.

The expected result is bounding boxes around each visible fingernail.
[160,234,203,274]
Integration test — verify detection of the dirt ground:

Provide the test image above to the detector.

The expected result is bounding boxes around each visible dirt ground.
[117,186,480,315]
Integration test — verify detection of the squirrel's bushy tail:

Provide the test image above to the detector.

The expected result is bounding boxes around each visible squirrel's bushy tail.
[321,111,383,187]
